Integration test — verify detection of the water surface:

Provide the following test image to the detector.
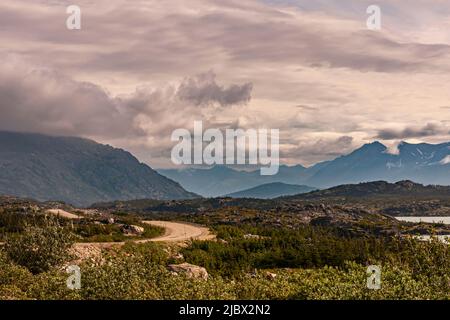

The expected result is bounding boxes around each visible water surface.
[395,216,450,225]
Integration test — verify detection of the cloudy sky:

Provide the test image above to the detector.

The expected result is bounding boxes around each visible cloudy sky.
[0,0,449,167]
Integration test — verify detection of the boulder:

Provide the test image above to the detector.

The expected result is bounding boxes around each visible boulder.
[243,234,261,240]
[122,224,145,236]
[172,253,184,260]
[265,272,277,281]
[168,263,208,280]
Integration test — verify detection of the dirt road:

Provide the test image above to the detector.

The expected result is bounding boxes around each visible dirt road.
[68,221,215,262]
[45,208,213,243]
[143,221,215,242]
[0,220,214,251]
[46,209,80,219]
[73,221,214,250]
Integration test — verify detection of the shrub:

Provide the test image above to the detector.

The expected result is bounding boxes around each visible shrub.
[5,217,75,274]
[0,249,33,299]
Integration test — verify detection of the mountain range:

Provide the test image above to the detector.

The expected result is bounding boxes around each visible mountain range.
[0,131,197,207]
[159,141,450,197]
[158,164,319,197]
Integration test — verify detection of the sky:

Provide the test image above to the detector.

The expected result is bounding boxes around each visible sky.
[0,0,449,167]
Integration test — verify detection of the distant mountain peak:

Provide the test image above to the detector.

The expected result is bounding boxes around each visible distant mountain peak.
[362,141,387,150]
[160,140,449,196]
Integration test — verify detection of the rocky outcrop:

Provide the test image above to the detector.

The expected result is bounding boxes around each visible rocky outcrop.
[121,224,145,236]
[265,272,277,280]
[168,263,208,280]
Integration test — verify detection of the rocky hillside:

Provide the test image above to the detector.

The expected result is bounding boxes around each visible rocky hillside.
[92,180,450,218]
[0,131,197,207]
[289,180,450,200]
[226,183,316,199]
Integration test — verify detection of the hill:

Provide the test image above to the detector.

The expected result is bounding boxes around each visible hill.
[0,131,197,207]
[92,180,450,218]
[289,180,450,200]
[226,183,317,199]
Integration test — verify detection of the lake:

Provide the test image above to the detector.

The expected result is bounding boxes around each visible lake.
[395,216,450,225]
[395,216,450,244]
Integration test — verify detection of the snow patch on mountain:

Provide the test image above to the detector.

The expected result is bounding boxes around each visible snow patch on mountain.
[386,160,402,169]
[440,155,450,165]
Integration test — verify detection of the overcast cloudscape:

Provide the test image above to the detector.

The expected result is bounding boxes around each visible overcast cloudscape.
[0,0,449,167]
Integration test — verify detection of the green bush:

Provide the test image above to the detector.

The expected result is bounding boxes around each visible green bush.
[0,239,448,300]
[5,217,75,274]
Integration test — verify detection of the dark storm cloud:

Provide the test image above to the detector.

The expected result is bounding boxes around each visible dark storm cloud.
[0,59,251,142]
[375,123,450,140]
[0,63,134,138]
[177,71,252,107]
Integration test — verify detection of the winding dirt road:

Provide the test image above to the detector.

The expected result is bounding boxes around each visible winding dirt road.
[67,221,215,263]
[143,221,215,242]
[45,209,215,243]
[0,220,215,253]
[73,220,215,251]
[46,209,215,243]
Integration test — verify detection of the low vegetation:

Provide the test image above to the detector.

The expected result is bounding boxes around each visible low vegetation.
[0,195,448,300]
[4,217,74,274]
[0,205,163,243]
[0,216,448,300]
